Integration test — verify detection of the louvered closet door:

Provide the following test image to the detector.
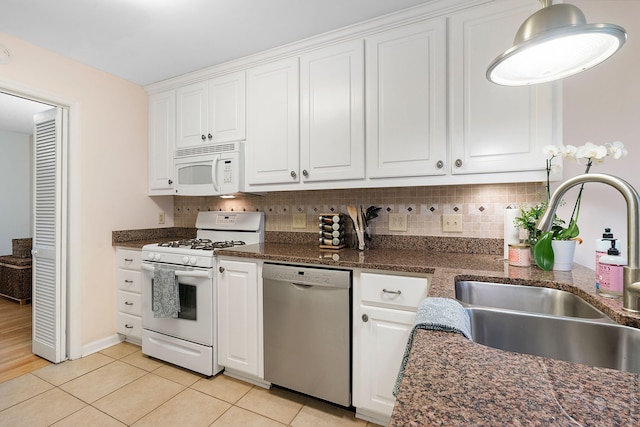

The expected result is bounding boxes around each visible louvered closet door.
[32,107,66,363]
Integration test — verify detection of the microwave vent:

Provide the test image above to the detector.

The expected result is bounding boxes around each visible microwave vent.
[175,142,238,158]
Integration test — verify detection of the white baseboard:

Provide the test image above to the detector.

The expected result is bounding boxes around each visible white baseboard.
[80,334,123,358]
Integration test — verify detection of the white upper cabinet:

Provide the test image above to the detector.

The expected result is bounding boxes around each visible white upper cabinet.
[300,40,365,182]
[148,90,175,195]
[366,19,447,179]
[246,57,300,186]
[448,0,556,175]
[176,71,246,151]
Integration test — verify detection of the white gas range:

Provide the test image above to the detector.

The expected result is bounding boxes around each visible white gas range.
[140,211,264,376]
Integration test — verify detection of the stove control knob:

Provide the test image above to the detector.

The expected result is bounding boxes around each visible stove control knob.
[154,253,162,261]
[189,257,197,265]
[182,256,190,265]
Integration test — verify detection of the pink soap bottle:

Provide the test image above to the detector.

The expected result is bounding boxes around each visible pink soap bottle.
[595,228,615,293]
[598,240,627,299]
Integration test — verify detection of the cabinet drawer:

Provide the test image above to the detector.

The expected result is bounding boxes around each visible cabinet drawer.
[117,270,142,293]
[117,290,142,316]
[116,249,141,270]
[360,272,429,310]
[117,312,142,339]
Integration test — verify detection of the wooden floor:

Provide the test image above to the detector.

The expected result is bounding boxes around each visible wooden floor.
[0,296,50,383]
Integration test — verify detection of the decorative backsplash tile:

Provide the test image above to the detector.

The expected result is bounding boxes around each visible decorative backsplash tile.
[174,182,546,239]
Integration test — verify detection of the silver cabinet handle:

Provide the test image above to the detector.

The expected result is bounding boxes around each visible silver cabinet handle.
[208,133,213,140]
[168,179,173,185]
[290,171,297,178]
[382,288,402,295]
[362,314,369,322]
[124,258,133,262]
[124,301,133,306]
[201,134,206,140]
[436,160,444,169]
[125,324,134,329]
[455,159,463,168]
[302,169,309,178]
[124,280,133,284]
[219,266,225,273]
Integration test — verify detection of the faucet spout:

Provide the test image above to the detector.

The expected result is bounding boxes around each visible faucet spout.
[536,173,640,312]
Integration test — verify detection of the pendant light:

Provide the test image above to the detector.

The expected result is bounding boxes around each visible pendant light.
[487,1,627,86]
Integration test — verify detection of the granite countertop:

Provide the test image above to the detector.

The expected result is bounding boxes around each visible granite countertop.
[218,242,640,426]
[110,229,640,425]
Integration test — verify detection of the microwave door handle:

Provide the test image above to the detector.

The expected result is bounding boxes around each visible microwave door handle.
[212,154,220,193]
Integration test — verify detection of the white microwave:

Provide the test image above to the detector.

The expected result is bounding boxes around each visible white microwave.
[174,142,243,196]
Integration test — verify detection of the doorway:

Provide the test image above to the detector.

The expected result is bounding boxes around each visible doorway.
[0,90,68,367]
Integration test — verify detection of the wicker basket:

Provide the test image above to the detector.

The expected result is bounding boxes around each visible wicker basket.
[12,238,32,258]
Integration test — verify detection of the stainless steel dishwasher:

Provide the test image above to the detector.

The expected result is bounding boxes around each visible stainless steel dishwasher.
[263,263,352,406]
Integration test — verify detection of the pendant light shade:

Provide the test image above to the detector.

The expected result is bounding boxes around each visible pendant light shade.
[487,2,627,86]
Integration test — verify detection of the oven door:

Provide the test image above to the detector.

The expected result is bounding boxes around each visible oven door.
[141,262,213,346]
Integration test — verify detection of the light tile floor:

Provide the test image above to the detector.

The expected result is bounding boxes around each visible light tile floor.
[0,342,383,427]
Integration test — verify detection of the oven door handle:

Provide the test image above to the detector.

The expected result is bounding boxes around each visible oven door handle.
[141,263,212,279]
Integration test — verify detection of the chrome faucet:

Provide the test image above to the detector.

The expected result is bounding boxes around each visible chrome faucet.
[536,173,640,312]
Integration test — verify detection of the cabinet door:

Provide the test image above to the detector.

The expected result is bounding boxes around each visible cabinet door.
[148,90,175,195]
[366,19,447,179]
[209,71,246,143]
[300,40,365,182]
[354,305,416,417]
[217,259,259,376]
[176,81,209,149]
[449,0,557,175]
[246,58,300,186]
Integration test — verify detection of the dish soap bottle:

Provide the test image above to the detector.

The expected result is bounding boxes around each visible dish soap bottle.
[598,240,627,298]
[595,228,615,293]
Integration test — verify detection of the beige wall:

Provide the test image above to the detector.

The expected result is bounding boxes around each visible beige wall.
[0,32,172,350]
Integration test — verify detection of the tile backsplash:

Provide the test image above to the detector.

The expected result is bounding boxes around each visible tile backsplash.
[174,182,546,239]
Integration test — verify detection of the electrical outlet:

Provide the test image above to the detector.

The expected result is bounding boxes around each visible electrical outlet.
[442,214,462,232]
[292,212,307,229]
[389,213,408,232]
[157,211,165,224]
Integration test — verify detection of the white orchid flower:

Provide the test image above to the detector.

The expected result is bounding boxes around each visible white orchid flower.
[543,144,561,158]
[576,142,608,162]
[564,145,578,159]
[608,141,628,159]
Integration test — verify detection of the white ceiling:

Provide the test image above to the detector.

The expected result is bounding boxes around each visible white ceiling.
[0,0,433,86]
[0,0,433,134]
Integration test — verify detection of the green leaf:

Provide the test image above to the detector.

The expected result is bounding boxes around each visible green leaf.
[556,219,580,240]
[533,231,555,271]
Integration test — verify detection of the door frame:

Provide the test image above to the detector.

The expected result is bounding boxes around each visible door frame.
[0,77,82,360]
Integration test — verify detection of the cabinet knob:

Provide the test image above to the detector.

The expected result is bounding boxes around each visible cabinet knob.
[436,160,444,169]
[219,266,225,273]
[455,159,463,168]
[302,169,309,178]
[208,133,213,140]
[168,179,173,185]
[362,314,369,322]
[290,171,297,179]
[201,134,206,141]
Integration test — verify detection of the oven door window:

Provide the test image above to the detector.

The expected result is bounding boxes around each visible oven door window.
[177,281,197,321]
[151,279,197,321]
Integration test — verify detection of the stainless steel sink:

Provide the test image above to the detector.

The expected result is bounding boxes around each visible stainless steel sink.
[455,280,609,320]
[466,306,640,374]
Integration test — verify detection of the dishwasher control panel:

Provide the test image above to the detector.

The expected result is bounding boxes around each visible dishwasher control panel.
[263,263,351,288]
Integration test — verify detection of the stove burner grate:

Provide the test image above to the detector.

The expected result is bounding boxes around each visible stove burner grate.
[157,239,246,251]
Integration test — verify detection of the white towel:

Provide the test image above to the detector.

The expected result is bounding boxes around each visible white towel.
[153,267,180,318]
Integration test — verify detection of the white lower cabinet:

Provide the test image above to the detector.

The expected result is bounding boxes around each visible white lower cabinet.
[216,258,263,380]
[353,271,430,425]
[115,248,142,342]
